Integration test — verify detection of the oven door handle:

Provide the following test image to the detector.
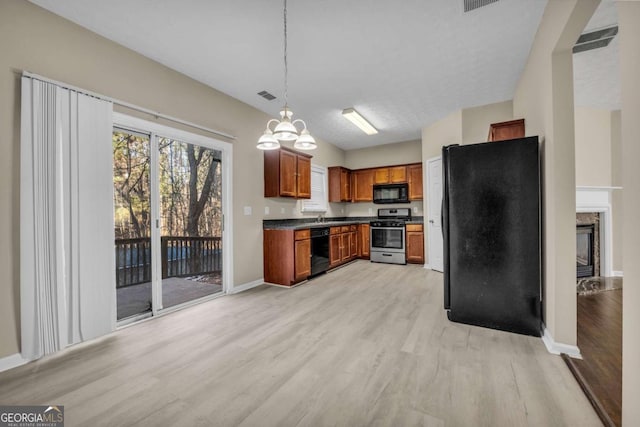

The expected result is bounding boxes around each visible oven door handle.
[371,227,405,231]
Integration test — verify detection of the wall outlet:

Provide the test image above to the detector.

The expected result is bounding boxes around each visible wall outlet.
[368,208,373,215]
[413,206,418,214]
[341,208,344,214]
[280,207,285,214]
[264,206,270,215]
[243,206,252,216]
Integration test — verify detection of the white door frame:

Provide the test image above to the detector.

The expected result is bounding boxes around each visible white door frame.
[113,112,234,319]
[426,156,444,272]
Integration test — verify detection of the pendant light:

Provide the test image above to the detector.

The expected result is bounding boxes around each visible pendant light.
[257,0,316,150]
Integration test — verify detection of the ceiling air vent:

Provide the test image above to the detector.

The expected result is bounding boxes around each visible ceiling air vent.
[257,90,276,101]
[573,26,618,54]
[464,0,499,13]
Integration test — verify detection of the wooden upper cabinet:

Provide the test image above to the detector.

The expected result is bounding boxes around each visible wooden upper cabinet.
[328,166,352,202]
[353,170,375,202]
[374,166,406,184]
[278,150,297,197]
[488,119,525,142]
[389,166,407,183]
[341,169,351,201]
[374,168,390,184]
[264,146,312,199]
[296,155,311,198]
[328,162,420,203]
[408,164,423,201]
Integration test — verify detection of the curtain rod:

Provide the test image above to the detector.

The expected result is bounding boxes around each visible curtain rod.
[21,70,236,140]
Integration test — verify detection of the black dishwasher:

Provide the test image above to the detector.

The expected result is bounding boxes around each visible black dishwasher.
[310,228,330,276]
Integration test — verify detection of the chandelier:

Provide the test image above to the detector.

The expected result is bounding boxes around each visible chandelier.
[257,0,316,150]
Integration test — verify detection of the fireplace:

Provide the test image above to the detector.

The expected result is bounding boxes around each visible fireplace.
[577,225,594,277]
[576,213,600,278]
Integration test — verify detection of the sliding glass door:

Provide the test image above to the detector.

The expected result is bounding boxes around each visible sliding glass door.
[157,137,223,310]
[112,116,228,323]
[113,128,153,321]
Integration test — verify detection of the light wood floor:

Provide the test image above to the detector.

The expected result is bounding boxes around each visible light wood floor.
[0,261,600,426]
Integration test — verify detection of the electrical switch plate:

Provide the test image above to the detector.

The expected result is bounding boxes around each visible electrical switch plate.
[413,206,418,213]
[264,206,270,215]
[280,207,285,214]
[368,208,373,215]
[243,206,252,216]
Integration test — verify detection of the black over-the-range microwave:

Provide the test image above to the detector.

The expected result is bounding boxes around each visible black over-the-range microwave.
[373,183,410,204]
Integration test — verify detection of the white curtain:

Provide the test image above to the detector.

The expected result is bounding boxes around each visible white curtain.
[20,76,115,361]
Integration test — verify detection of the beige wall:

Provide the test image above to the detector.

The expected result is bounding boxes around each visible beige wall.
[344,140,422,170]
[574,107,612,186]
[422,110,463,162]
[0,0,347,358]
[461,100,514,144]
[618,2,640,424]
[513,0,599,346]
[610,110,623,272]
[421,110,463,264]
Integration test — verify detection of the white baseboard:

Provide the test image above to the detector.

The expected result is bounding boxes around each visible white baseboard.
[612,270,623,277]
[0,353,28,373]
[542,325,582,359]
[229,278,264,294]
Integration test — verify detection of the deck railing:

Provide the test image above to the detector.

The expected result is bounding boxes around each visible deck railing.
[115,236,222,288]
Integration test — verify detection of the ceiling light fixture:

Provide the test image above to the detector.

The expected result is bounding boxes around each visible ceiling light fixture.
[257,0,316,151]
[342,108,378,135]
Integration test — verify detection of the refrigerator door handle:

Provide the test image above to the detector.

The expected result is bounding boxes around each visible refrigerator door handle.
[442,147,451,311]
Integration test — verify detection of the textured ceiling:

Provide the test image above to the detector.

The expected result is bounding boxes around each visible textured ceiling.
[573,0,620,111]
[30,0,548,150]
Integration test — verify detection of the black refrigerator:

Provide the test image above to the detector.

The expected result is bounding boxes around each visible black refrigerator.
[442,136,541,337]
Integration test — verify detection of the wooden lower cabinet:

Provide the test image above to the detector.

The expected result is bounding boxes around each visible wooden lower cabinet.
[350,231,357,258]
[330,233,341,266]
[340,233,350,262]
[358,224,370,259]
[265,223,374,285]
[405,224,424,264]
[264,228,311,286]
[329,225,362,267]
[294,238,311,281]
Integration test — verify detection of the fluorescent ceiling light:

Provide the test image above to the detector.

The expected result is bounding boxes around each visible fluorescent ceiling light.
[342,108,378,135]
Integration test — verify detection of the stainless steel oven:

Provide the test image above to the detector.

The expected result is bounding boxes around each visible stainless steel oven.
[370,208,411,265]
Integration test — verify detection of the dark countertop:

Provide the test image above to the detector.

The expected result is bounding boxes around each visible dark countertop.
[263,216,424,230]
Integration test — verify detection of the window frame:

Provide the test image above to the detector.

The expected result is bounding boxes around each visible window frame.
[301,164,328,213]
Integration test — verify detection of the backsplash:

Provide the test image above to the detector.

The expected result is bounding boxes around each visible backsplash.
[346,201,424,218]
